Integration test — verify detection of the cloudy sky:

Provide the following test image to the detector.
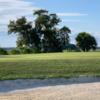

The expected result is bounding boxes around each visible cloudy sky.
[0,0,100,47]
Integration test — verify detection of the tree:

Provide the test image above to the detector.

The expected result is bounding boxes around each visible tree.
[34,9,62,52]
[76,32,97,51]
[8,17,40,50]
[34,9,48,16]
[59,26,71,48]
[8,9,71,53]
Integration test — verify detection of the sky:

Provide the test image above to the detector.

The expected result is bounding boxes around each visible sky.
[0,0,100,47]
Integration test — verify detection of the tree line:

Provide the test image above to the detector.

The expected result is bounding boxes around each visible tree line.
[7,9,97,53]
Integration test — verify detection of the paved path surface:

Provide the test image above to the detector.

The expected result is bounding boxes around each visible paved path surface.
[0,82,100,100]
[0,77,100,100]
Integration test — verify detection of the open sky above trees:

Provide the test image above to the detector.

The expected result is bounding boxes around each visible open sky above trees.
[0,0,100,47]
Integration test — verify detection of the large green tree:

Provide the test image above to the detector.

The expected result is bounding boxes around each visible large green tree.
[8,9,71,52]
[76,32,97,51]
[33,9,62,52]
[8,17,40,50]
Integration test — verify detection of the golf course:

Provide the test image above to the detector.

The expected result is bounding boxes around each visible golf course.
[0,52,100,80]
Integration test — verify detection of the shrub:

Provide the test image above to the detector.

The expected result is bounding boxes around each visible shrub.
[32,48,41,53]
[65,44,80,52]
[0,48,8,55]
[9,49,20,55]
[19,47,33,54]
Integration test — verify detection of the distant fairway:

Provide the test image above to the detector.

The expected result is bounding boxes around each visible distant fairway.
[0,52,100,80]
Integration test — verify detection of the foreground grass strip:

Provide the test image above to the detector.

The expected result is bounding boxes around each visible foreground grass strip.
[0,52,100,80]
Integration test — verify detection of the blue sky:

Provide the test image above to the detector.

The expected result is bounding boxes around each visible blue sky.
[0,0,100,47]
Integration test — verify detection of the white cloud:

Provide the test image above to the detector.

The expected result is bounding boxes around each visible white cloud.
[57,13,88,17]
[0,0,39,32]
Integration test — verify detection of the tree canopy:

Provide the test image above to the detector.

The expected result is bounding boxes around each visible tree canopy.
[8,9,98,53]
[76,32,97,52]
[8,9,71,52]
[59,26,71,49]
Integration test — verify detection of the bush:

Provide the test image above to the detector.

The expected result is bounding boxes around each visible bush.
[19,47,33,54]
[9,47,41,55]
[65,44,81,52]
[32,48,41,53]
[0,48,8,55]
[9,49,20,55]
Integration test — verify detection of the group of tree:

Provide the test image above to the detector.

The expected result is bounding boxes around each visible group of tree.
[8,9,71,53]
[7,9,97,53]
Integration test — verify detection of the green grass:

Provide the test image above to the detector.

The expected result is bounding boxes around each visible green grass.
[0,52,100,80]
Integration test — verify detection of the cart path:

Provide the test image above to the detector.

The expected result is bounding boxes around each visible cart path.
[0,77,100,100]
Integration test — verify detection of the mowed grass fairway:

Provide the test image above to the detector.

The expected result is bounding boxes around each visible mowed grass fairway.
[0,52,100,80]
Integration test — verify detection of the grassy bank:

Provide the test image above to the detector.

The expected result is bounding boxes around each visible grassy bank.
[0,52,100,80]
